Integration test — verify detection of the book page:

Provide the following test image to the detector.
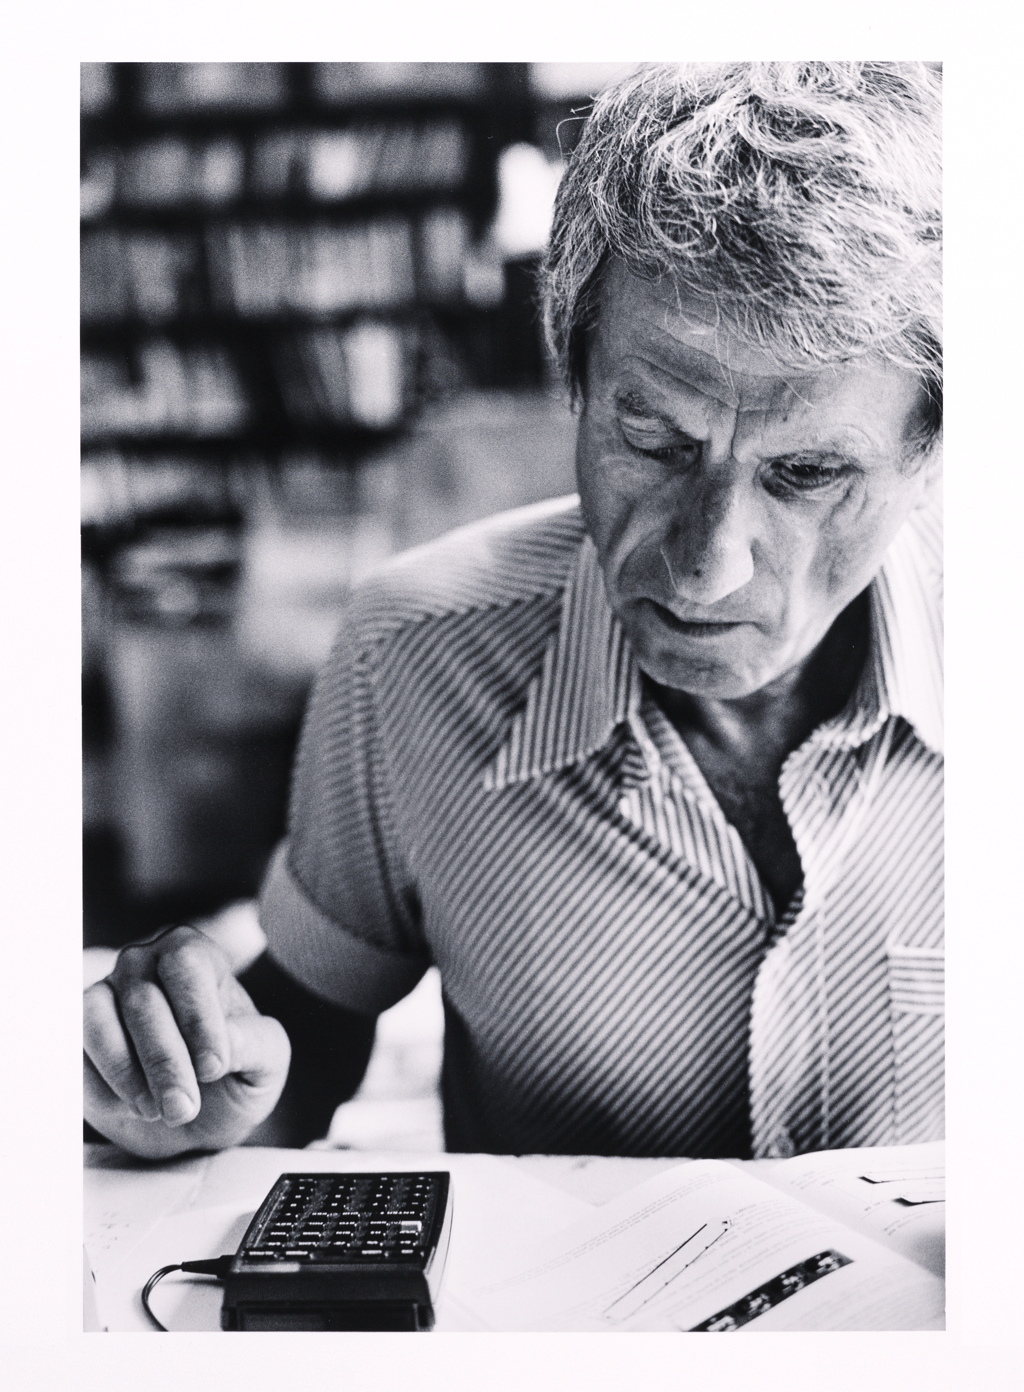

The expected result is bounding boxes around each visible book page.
[448,1159,944,1332]
[741,1142,944,1278]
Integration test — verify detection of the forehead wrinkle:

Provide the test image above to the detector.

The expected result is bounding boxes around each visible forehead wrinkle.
[627,333,813,419]
[619,357,886,460]
[651,316,821,401]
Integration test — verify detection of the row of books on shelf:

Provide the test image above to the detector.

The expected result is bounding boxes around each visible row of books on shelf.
[81,120,469,217]
[81,322,413,439]
[82,450,380,535]
[82,62,490,118]
[82,453,244,531]
[81,342,249,439]
[81,210,471,322]
[206,218,419,316]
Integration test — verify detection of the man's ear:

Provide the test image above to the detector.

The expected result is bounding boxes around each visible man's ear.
[920,438,943,492]
[910,437,943,505]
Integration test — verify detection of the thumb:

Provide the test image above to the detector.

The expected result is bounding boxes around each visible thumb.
[223,1009,291,1093]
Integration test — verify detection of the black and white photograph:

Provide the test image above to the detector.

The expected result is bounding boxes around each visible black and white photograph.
[0,15,1017,1387]
[79,57,950,1338]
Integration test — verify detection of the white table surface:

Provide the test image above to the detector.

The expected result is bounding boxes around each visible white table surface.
[85,1143,682,1332]
[84,1141,944,1333]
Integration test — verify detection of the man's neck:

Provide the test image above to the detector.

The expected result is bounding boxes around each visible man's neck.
[648,592,871,916]
[652,591,870,769]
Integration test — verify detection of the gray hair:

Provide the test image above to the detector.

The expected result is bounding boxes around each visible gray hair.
[543,62,942,453]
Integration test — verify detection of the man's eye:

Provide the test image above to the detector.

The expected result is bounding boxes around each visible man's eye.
[769,457,854,493]
[618,416,700,462]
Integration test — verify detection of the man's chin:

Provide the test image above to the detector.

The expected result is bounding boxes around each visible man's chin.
[615,600,790,698]
[630,635,778,700]
[644,661,775,700]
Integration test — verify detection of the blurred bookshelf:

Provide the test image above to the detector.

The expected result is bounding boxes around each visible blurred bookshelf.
[81,62,630,945]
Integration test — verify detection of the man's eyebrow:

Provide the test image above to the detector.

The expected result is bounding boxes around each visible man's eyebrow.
[614,386,677,422]
[769,447,860,464]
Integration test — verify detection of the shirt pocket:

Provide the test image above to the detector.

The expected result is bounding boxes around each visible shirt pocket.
[886,941,944,1143]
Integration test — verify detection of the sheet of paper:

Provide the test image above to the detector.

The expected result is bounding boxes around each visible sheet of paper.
[742,1141,945,1277]
[449,1159,945,1332]
[85,1153,210,1288]
[895,1184,944,1205]
[85,1146,590,1332]
[862,1164,944,1184]
[508,1154,683,1207]
[95,1203,252,1332]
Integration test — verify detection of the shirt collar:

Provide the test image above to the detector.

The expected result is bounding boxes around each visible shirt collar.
[817,493,943,756]
[485,495,942,790]
[484,537,639,791]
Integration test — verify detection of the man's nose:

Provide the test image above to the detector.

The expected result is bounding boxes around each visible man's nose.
[661,479,754,606]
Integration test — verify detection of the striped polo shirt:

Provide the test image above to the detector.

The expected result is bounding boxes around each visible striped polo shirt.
[260,492,943,1159]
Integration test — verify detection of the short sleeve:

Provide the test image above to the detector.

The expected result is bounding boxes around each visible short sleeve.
[258,595,430,1014]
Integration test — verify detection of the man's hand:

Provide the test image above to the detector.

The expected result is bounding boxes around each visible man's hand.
[84,925,291,1158]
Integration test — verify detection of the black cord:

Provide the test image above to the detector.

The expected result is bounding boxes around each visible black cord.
[141,1264,181,1331]
[141,1257,234,1332]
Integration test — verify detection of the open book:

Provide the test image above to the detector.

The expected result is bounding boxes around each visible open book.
[445,1143,944,1332]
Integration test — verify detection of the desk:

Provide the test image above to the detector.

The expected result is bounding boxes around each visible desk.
[85,1142,944,1333]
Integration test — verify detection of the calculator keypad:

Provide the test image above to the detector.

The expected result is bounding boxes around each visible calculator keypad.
[242,1174,443,1265]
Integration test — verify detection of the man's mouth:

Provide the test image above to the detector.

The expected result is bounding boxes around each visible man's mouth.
[646,600,749,636]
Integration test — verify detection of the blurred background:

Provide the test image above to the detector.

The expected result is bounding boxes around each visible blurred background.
[81,62,637,1148]
[81,60,639,949]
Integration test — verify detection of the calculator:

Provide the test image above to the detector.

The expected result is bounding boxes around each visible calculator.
[220,1172,452,1331]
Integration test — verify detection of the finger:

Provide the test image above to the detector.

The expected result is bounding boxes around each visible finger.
[84,1055,197,1160]
[84,1050,119,1110]
[83,980,161,1121]
[154,932,233,1083]
[84,1051,138,1124]
[114,978,202,1126]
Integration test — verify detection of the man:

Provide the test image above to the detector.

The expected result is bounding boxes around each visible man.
[84,61,943,1162]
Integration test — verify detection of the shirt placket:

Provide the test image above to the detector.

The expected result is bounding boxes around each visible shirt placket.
[748,734,877,1157]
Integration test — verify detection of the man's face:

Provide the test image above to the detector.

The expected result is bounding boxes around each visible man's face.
[576,262,939,700]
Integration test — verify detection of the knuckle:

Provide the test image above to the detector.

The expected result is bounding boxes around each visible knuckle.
[117,977,155,1015]
[110,942,149,982]
[181,1001,217,1036]
[156,953,215,1008]
[134,1040,179,1081]
[83,979,111,1011]
[112,926,201,980]
[173,1007,217,1051]
[108,1057,142,1094]
[82,1008,114,1057]
[165,923,205,948]
[168,925,217,964]
[161,937,206,974]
